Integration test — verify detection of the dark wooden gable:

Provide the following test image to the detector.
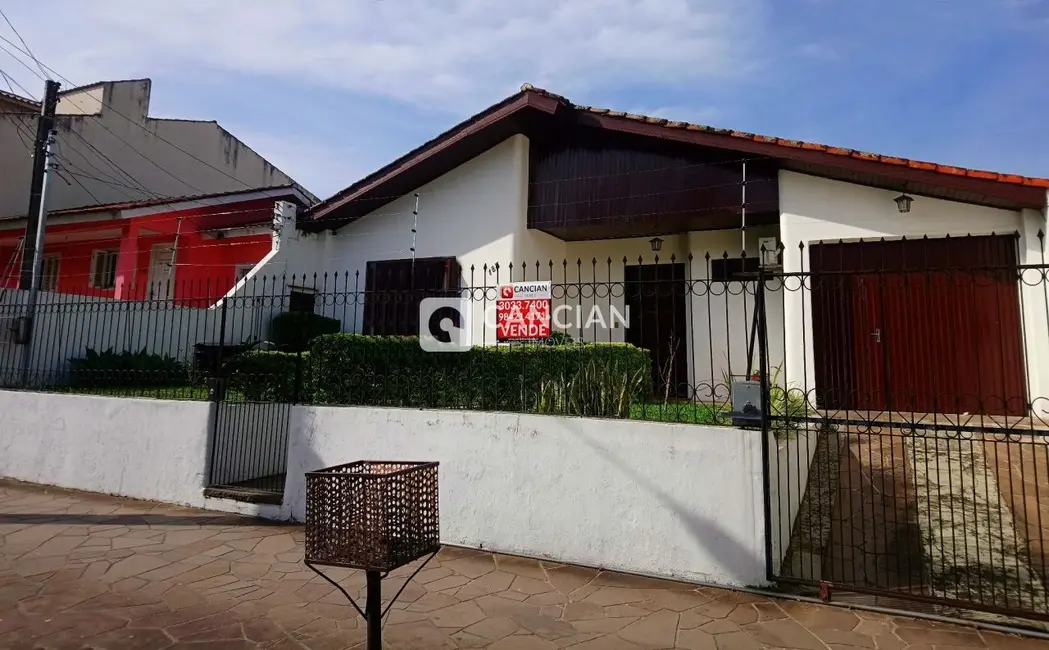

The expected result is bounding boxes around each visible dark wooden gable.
[527,127,779,241]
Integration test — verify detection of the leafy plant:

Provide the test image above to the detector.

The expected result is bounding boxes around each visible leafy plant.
[270,312,341,352]
[68,348,188,388]
[536,358,648,418]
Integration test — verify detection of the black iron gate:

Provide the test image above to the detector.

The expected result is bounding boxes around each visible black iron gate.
[204,349,303,501]
[756,242,1049,625]
[207,399,292,499]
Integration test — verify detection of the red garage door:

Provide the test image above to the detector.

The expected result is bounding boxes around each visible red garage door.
[810,235,1026,417]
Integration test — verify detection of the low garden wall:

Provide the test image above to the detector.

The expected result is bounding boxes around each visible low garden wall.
[284,405,769,587]
[0,390,280,518]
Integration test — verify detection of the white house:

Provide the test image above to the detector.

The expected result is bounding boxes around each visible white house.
[0,79,314,218]
[257,85,1049,419]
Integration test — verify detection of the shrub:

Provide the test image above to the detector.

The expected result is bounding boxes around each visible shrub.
[536,357,648,418]
[308,334,652,416]
[270,312,341,352]
[222,350,306,401]
[68,348,188,388]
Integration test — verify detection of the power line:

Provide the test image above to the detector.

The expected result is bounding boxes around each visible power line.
[0,27,313,227]
[0,32,312,206]
[0,62,37,98]
[0,10,46,80]
[0,68,17,95]
[0,40,44,82]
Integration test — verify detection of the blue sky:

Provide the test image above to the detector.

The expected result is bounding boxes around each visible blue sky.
[1,0,1047,198]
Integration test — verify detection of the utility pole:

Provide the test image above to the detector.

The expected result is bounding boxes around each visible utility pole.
[19,80,60,290]
[18,79,60,386]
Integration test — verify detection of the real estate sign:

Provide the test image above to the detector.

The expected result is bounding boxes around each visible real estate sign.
[496,281,551,341]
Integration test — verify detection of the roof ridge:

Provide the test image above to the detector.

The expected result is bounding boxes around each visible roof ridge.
[520,87,1049,189]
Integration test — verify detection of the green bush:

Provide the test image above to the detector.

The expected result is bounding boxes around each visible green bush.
[222,350,306,401]
[270,312,341,352]
[68,348,188,388]
[307,334,652,416]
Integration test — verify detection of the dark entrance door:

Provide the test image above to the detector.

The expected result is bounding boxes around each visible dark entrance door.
[625,263,688,399]
[811,235,1026,416]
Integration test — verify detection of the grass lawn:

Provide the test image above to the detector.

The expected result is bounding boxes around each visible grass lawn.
[629,401,730,426]
[48,386,731,427]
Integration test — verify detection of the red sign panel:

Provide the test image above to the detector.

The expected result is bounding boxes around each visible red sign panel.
[496,282,551,341]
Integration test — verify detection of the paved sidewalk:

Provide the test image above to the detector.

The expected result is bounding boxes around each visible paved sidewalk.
[0,480,1045,649]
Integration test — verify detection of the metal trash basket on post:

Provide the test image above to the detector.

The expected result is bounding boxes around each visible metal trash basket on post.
[304,461,440,650]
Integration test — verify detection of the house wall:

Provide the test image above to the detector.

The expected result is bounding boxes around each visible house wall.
[0,390,281,518]
[277,135,534,340]
[0,199,274,302]
[777,171,1045,404]
[0,80,298,218]
[284,405,768,586]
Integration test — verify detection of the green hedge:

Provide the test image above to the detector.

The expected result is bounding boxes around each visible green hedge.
[308,334,653,417]
[222,350,305,401]
[270,312,341,352]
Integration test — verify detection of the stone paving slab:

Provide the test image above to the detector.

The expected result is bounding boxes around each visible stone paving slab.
[1,480,1046,649]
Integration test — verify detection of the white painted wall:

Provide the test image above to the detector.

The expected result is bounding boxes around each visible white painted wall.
[1019,205,1049,410]
[270,135,535,343]
[0,390,281,518]
[0,80,301,218]
[284,406,768,587]
[686,227,785,403]
[778,171,1032,397]
[0,289,264,387]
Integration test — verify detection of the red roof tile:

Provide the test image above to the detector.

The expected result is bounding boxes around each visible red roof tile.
[521,85,1048,191]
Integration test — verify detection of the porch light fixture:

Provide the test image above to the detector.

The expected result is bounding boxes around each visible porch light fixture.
[649,237,664,252]
[894,194,913,213]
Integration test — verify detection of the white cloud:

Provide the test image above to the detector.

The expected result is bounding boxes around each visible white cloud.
[0,0,764,111]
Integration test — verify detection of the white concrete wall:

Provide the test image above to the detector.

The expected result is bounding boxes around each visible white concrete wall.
[0,289,264,387]
[778,171,1030,396]
[0,80,299,217]
[0,390,281,518]
[284,406,768,587]
[1019,205,1049,411]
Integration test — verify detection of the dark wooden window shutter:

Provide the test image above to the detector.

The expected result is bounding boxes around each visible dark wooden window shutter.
[363,257,460,335]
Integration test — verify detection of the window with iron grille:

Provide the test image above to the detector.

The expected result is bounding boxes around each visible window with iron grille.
[40,255,60,292]
[89,250,119,289]
[364,257,460,336]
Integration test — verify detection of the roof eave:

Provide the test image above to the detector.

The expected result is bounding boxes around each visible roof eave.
[304,89,562,227]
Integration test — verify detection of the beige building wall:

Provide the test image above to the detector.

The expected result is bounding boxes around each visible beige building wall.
[0,79,306,218]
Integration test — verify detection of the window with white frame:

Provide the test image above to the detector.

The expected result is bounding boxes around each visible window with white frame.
[40,255,60,292]
[89,250,119,289]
